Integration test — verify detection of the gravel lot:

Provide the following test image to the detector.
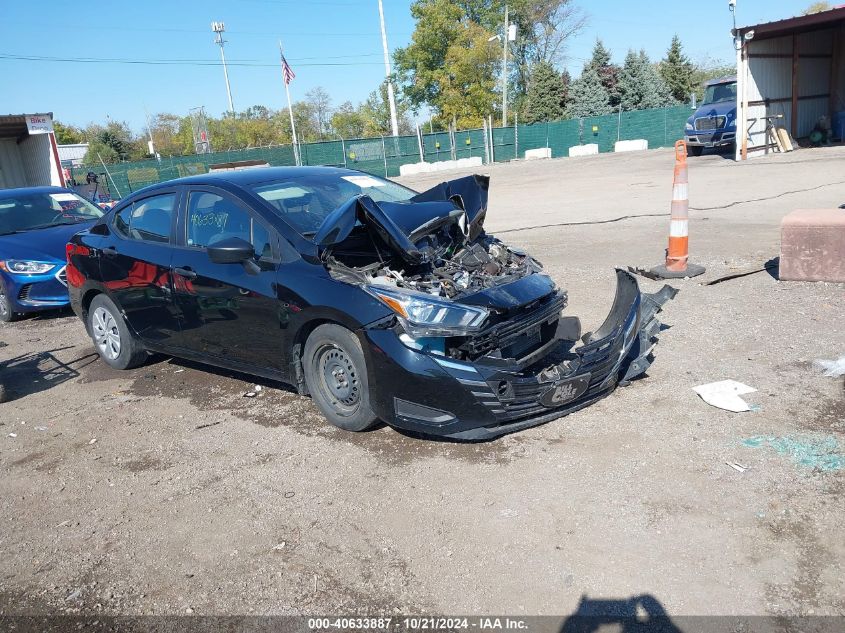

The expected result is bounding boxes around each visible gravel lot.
[1,147,844,618]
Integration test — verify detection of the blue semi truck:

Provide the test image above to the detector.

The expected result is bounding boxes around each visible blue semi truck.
[684,76,737,156]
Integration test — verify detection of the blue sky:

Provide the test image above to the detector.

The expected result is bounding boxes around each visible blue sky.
[0,0,814,131]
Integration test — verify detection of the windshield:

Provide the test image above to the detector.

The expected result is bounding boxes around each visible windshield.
[703,81,736,105]
[0,191,104,235]
[250,172,416,236]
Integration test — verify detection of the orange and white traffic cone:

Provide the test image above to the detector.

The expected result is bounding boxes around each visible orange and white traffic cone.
[650,140,705,279]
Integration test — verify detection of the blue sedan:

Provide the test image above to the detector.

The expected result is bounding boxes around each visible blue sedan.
[0,186,104,322]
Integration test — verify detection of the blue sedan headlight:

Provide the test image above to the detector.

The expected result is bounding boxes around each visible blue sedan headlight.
[0,260,57,274]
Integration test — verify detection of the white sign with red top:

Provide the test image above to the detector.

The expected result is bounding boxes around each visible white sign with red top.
[26,114,54,134]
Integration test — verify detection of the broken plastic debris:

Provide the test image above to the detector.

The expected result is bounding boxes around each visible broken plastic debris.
[8,433,17,438]
[244,392,257,398]
[725,461,747,472]
[692,380,757,413]
[254,385,262,392]
[88,438,97,445]
[34,426,48,431]
[272,542,286,551]
[814,356,845,378]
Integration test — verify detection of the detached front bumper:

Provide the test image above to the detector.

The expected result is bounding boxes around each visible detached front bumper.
[362,269,677,440]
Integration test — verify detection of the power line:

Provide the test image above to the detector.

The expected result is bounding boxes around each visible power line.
[0,53,385,68]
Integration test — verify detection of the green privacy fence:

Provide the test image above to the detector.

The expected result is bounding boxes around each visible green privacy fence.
[72,105,691,200]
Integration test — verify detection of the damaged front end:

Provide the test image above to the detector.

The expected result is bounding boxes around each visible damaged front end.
[315,174,677,440]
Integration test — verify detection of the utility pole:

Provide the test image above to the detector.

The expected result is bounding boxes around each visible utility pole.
[212,21,235,115]
[377,0,399,137]
[501,4,509,127]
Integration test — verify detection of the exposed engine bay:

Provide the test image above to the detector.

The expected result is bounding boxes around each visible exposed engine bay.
[326,235,544,300]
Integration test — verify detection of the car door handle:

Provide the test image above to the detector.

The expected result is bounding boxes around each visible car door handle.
[102,246,118,257]
[174,267,197,280]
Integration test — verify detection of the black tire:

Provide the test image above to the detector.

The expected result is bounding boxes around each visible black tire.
[87,294,147,370]
[303,324,378,432]
[688,145,704,157]
[0,278,20,323]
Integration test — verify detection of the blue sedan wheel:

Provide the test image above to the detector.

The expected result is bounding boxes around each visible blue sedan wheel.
[0,279,20,323]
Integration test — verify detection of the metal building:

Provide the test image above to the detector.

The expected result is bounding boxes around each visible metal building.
[0,113,66,189]
[735,7,845,159]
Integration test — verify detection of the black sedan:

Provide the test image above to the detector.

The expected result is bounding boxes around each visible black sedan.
[67,167,675,440]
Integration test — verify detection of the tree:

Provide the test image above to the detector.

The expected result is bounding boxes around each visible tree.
[82,121,139,164]
[567,67,612,117]
[585,39,621,108]
[525,62,568,123]
[803,1,832,14]
[394,0,586,124]
[504,0,587,98]
[305,87,332,140]
[618,50,676,111]
[690,55,735,101]
[149,113,193,156]
[53,121,84,145]
[330,101,367,139]
[437,22,501,127]
[660,35,695,103]
[359,82,414,136]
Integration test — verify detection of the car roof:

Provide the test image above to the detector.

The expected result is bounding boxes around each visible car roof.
[0,186,73,198]
[131,166,368,197]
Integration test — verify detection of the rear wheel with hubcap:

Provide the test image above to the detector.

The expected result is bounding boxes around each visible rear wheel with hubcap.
[303,324,378,431]
[87,294,147,370]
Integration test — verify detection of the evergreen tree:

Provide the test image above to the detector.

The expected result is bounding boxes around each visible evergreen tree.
[585,39,621,108]
[525,62,568,123]
[568,67,612,117]
[618,50,676,111]
[660,35,695,103]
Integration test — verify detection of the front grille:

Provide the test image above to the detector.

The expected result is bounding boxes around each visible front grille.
[695,116,725,131]
[458,292,566,360]
[55,265,68,287]
[18,284,33,301]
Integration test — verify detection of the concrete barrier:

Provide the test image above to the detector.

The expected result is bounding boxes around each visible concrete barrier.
[614,139,648,153]
[399,157,483,176]
[780,209,845,282]
[524,147,552,160]
[568,144,599,157]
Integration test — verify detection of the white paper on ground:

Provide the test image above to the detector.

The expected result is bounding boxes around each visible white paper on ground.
[692,380,757,413]
[814,357,845,377]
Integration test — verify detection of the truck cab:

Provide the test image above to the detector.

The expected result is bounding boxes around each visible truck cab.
[684,76,737,156]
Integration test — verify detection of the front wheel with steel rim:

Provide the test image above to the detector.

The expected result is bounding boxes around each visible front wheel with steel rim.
[0,279,20,322]
[303,324,378,431]
[87,294,147,370]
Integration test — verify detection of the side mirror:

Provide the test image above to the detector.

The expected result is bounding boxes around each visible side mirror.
[207,236,255,264]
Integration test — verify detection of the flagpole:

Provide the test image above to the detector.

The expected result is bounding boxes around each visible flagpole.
[279,40,300,166]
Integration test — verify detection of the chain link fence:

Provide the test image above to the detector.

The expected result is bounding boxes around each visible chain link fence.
[72,105,691,200]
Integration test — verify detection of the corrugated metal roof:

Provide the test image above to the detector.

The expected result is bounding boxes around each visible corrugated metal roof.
[738,6,845,40]
[0,113,55,138]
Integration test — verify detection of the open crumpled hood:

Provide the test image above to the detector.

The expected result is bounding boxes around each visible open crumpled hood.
[313,174,490,265]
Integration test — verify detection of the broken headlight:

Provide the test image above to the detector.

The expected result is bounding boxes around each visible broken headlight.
[365,285,489,338]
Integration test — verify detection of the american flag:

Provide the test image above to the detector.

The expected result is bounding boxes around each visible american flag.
[281,53,296,85]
